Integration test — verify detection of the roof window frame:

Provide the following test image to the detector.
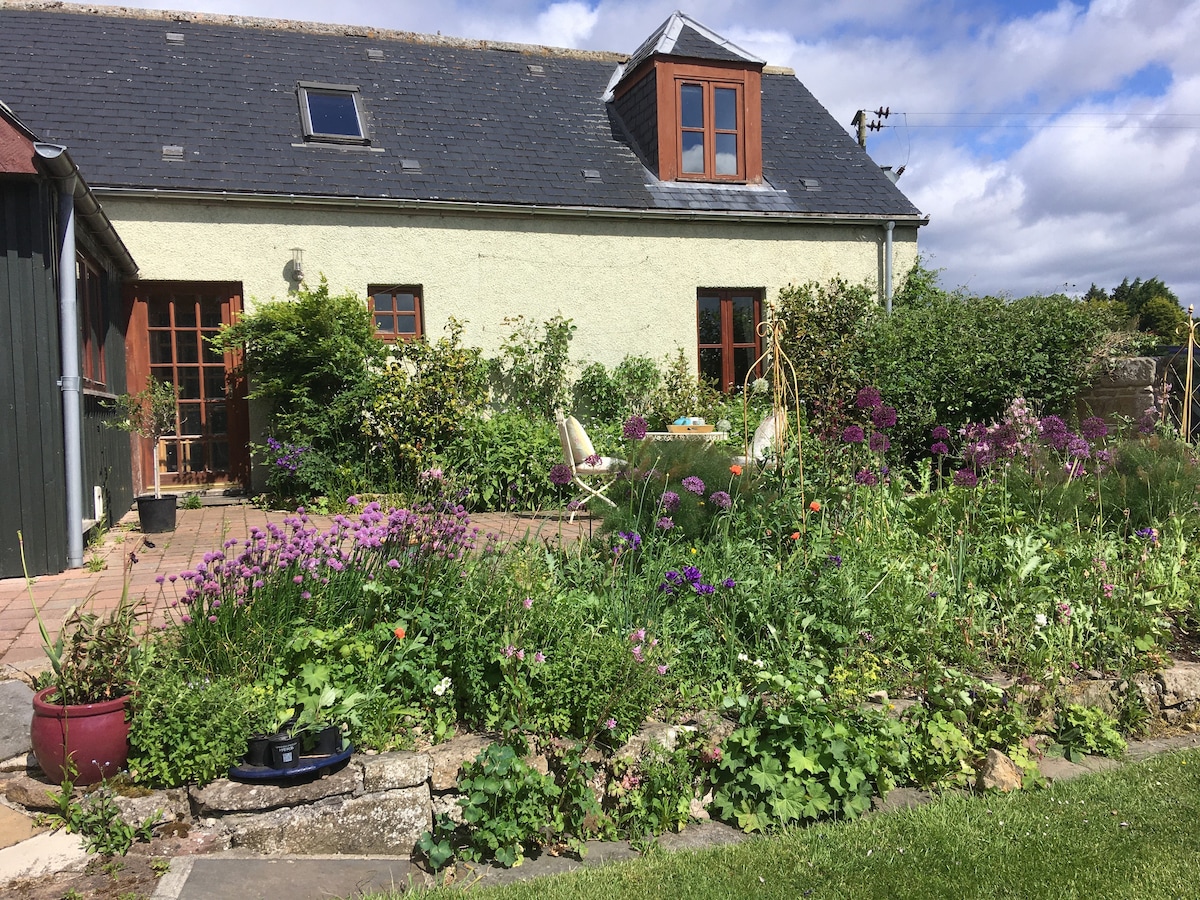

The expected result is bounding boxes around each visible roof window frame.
[297,81,369,145]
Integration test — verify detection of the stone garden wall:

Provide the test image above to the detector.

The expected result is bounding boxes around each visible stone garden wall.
[1076,356,1157,422]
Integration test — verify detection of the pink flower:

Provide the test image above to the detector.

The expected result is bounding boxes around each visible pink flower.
[605,718,617,731]
[657,664,669,675]
[535,651,546,664]
[523,597,533,609]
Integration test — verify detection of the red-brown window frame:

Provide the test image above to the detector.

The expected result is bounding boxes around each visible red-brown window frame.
[697,289,764,392]
[652,60,762,184]
[677,79,745,181]
[368,285,424,342]
[77,252,107,387]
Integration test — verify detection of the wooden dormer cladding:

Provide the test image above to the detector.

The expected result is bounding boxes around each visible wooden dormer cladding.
[612,57,763,185]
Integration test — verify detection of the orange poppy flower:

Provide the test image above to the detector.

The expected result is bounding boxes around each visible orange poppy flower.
[809,500,821,512]
[394,626,406,640]
[730,464,743,476]
[790,531,801,541]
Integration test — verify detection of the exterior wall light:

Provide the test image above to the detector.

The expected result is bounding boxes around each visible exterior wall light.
[290,247,305,283]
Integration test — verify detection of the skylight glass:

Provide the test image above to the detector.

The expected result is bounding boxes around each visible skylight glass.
[298,82,366,142]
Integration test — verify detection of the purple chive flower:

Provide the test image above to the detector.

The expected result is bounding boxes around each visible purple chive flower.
[868,432,891,453]
[623,415,649,440]
[1080,416,1109,441]
[709,490,732,510]
[549,463,573,486]
[931,441,950,456]
[682,476,705,496]
[657,516,675,530]
[855,386,882,409]
[931,425,951,441]
[661,490,681,512]
[346,495,359,507]
[953,468,978,488]
[854,468,878,486]
[871,405,898,429]
[842,425,865,444]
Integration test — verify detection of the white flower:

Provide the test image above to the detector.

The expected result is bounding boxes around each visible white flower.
[737,652,750,662]
[432,676,452,697]
[1034,613,1048,629]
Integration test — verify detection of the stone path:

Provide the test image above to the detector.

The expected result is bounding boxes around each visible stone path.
[0,502,597,672]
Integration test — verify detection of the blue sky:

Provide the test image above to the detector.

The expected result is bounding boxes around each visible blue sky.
[95,0,1200,304]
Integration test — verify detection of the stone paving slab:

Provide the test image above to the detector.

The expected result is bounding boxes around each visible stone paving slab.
[160,855,416,900]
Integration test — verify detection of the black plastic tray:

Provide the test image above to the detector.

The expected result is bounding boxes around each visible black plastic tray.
[228,744,353,781]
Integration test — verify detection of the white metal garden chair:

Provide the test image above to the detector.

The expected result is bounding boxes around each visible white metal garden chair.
[555,410,624,520]
[733,409,788,469]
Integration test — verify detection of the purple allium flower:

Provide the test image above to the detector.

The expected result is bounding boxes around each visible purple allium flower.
[709,490,732,510]
[616,531,642,551]
[549,463,573,486]
[855,386,882,409]
[661,490,681,512]
[868,432,891,453]
[1039,415,1072,451]
[623,415,649,440]
[583,453,602,467]
[931,441,950,456]
[1066,436,1091,459]
[953,468,978,488]
[657,516,674,530]
[854,468,878,486]
[842,425,865,444]
[931,424,951,441]
[682,475,705,496]
[1081,416,1109,441]
[871,405,898,429]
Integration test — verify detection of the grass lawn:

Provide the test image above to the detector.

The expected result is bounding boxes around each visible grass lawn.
[400,749,1200,900]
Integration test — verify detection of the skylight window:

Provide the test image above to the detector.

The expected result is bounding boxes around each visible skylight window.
[297,82,367,143]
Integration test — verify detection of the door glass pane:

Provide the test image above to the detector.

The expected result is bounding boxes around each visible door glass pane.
[176,331,199,364]
[699,347,723,387]
[714,88,737,131]
[202,332,223,363]
[179,403,202,436]
[150,366,174,387]
[732,296,756,343]
[209,402,228,436]
[715,133,738,175]
[204,367,226,399]
[212,441,230,471]
[161,442,178,474]
[149,305,171,328]
[178,369,201,400]
[734,347,756,388]
[187,441,207,473]
[697,296,722,344]
[681,132,705,174]
[174,300,197,328]
[199,298,222,328]
[680,84,704,128]
[150,332,173,364]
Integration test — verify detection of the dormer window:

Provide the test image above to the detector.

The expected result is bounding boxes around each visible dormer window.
[679,80,743,179]
[298,82,367,143]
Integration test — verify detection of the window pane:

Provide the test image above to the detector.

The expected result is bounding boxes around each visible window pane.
[204,368,226,399]
[396,314,417,334]
[715,88,737,131]
[199,298,222,328]
[681,132,705,174]
[212,441,230,471]
[732,296,756,343]
[715,133,738,175]
[161,442,178,474]
[375,315,394,333]
[680,84,704,129]
[174,301,196,328]
[307,92,362,138]
[176,332,199,363]
[373,293,394,312]
[179,403,202,436]
[149,305,171,328]
[150,366,173,387]
[697,296,722,344]
[150,331,173,364]
[186,441,206,473]
[202,332,223,363]
[178,368,200,400]
[733,347,757,388]
[699,347,723,386]
[209,402,228,435]
[396,293,416,312]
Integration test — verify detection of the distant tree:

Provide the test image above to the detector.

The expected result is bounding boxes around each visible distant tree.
[1098,277,1186,340]
[1140,296,1189,342]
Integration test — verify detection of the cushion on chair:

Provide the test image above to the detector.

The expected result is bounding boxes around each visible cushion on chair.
[575,455,625,474]
[565,416,596,463]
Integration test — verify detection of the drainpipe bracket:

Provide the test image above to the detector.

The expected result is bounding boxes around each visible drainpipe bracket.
[57,376,82,391]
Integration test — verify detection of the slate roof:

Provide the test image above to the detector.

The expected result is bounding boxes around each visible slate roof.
[0,3,925,222]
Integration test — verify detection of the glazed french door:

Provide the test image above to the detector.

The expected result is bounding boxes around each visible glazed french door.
[126,283,249,490]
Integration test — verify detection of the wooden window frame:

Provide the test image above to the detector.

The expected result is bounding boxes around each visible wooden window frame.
[368,285,424,342]
[697,288,764,392]
[77,252,107,387]
[653,60,762,184]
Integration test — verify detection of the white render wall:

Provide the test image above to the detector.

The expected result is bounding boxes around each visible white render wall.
[102,197,919,368]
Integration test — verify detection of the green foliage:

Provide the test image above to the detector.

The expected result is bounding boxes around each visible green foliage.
[40,765,160,856]
[439,412,566,510]
[1055,703,1127,763]
[489,315,577,419]
[104,376,176,442]
[773,278,877,426]
[572,355,662,424]
[711,673,903,833]
[127,666,269,788]
[1139,296,1188,342]
[863,270,1114,461]
[643,348,722,431]
[419,733,604,869]
[363,317,489,480]
[608,741,699,845]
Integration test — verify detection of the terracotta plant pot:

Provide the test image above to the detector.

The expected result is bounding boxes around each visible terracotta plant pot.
[30,687,130,785]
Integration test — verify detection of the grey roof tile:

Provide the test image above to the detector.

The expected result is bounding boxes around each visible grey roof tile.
[0,5,922,221]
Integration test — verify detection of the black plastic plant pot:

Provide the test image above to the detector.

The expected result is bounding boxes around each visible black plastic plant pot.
[244,734,273,767]
[269,735,300,770]
[304,725,341,756]
[136,494,177,533]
